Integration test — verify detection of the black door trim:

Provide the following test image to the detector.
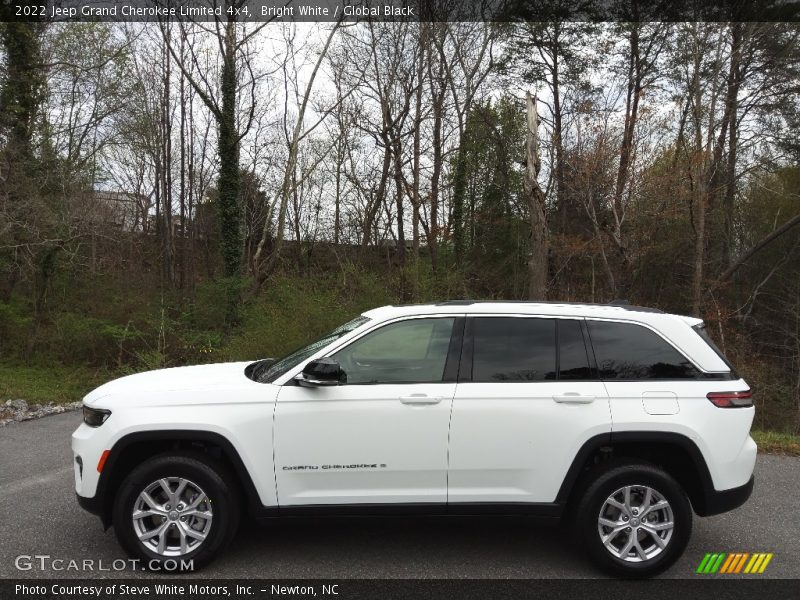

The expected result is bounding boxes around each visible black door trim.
[443,317,466,383]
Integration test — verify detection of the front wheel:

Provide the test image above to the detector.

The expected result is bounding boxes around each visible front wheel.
[575,462,692,578]
[112,453,240,571]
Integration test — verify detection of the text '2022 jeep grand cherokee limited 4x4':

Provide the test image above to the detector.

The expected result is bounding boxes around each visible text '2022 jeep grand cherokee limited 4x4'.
[72,301,756,577]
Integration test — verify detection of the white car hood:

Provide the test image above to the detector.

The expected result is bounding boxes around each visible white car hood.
[83,361,255,406]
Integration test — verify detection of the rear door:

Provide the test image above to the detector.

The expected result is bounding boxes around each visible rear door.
[447,316,611,504]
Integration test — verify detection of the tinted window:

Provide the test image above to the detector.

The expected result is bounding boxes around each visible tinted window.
[692,324,736,373]
[558,320,593,380]
[472,318,556,382]
[333,318,455,384]
[587,321,699,380]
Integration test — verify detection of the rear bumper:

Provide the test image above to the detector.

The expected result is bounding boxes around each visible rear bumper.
[696,475,754,517]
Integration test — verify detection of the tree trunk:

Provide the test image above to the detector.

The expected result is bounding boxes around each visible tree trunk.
[393,137,411,301]
[428,48,444,270]
[429,97,443,270]
[524,93,549,300]
[334,138,342,245]
[393,138,406,268]
[361,141,391,247]
[160,32,175,287]
[722,23,743,267]
[552,37,566,231]
[610,21,641,267]
[0,21,41,160]
[0,21,43,301]
[690,29,707,317]
[451,145,468,264]
[178,31,187,291]
[217,19,242,278]
[411,38,423,260]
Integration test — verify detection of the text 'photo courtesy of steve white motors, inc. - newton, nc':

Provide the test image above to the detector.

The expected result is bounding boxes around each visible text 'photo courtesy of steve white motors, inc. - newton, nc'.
[19,0,417,21]
[14,583,343,599]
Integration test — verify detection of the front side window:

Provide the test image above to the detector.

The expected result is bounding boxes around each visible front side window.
[332,318,455,384]
[587,320,699,380]
[472,317,556,382]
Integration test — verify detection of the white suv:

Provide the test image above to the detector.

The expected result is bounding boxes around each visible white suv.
[72,301,756,577]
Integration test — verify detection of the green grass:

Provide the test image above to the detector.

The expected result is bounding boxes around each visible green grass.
[752,430,800,457]
[0,363,113,405]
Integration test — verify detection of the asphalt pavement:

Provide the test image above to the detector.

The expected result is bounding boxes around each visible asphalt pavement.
[1,411,798,579]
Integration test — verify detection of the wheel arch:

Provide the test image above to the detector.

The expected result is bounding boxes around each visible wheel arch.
[557,431,718,516]
[94,430,263,529]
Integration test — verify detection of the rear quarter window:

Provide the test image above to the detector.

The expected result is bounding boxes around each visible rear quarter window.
[586,320,699,380]
[692,324,737,376]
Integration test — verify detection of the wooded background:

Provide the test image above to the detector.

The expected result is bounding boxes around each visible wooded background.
[1,14,798,432]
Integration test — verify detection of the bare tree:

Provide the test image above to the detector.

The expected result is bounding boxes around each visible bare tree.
[162,2,275,280]
[251,20,345,291]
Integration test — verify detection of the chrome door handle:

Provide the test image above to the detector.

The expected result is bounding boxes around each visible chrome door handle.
[553,393,596,404]
[399,394,444,405]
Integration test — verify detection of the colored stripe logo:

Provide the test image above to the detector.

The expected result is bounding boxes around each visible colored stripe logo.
[696,552,773,574]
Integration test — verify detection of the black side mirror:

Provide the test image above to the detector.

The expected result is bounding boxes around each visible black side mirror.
[296,357,345,387]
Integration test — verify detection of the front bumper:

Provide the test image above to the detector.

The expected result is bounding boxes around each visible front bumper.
[76,492,103,516]
[73,419,115,528]
[72,421,113,499]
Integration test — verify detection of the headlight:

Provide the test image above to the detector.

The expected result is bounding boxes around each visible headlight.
[82,405,111,427]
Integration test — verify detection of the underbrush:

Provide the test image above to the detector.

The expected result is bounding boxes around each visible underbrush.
[751,430,800,457]
[0,363,110,404]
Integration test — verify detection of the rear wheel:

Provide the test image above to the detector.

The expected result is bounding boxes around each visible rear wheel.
[112,453,239,571]
[575,462,692,578]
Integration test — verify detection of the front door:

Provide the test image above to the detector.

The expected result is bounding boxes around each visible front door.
[274,316,462,506]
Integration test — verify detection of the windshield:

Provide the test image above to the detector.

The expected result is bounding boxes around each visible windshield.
[247,316,371,383]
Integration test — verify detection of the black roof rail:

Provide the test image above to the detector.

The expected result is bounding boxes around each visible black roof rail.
[609,302,664,313]
[433,299,478,306]
[427,299,664,313]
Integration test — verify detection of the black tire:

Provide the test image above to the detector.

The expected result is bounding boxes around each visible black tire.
[112,452,240,572]
[574,461,692,578]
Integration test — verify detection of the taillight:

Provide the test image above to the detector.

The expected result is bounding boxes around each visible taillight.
[707,390,753,408]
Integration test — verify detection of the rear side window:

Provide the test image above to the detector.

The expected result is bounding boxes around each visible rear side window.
[587,321,699,380]
[472,318,556,381]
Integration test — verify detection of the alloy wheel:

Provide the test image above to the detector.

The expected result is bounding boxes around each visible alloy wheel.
[597,484,674,563]
[131,477,213,557]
